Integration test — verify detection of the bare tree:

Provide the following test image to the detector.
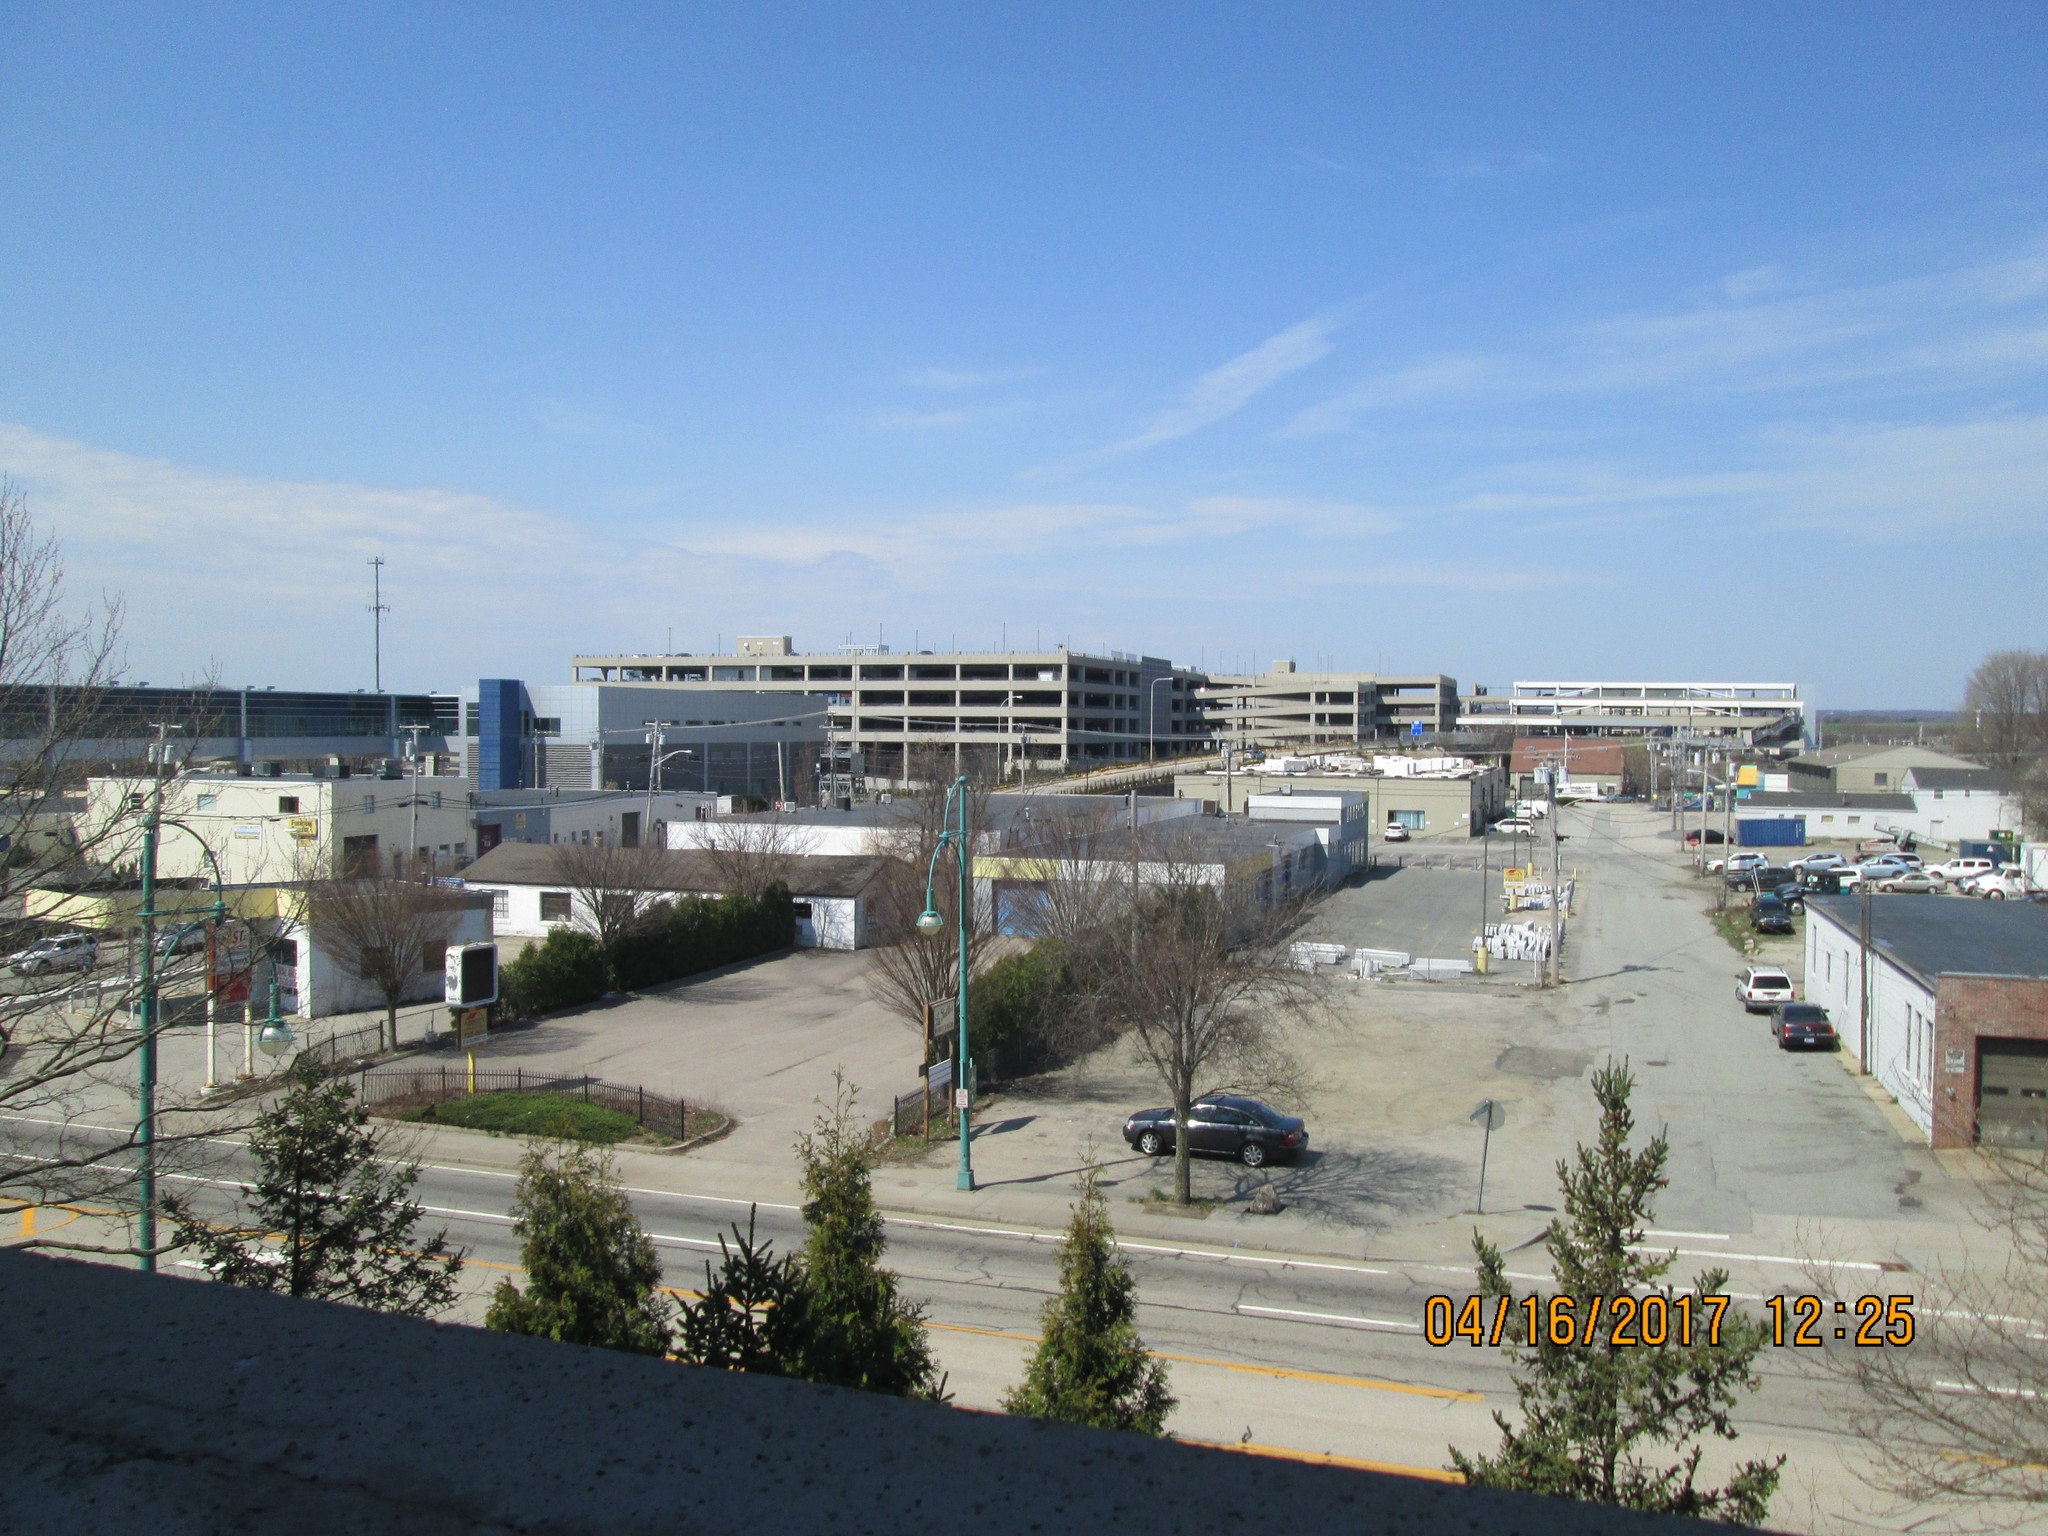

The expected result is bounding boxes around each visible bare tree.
[1098,827,1319,1205]
[865,754,996,1054]
[1815,1151,2048,1524]
[0,477,259,1256]
[301,876,469,1051]
[1958,650,2048,836]
[546,836,672,983]
[678,812,820,903]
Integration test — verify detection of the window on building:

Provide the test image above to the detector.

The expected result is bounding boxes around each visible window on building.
[362,794,376,814]
[341,834,381,878]
[791,901,813,918]
[422,941,448,975]
[1873,772,1888,787]
[1390,810,1426,829]
[278,796,300,814]
[489,889,509,919]
[196,793,218,811]
[540,891,572,922]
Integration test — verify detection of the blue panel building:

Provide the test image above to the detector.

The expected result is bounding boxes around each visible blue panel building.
[476,679,531,791]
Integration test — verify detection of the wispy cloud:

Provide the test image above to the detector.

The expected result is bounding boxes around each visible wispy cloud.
[1432,148,1551,182]
[1065,312,1343,467]
[1286,241,2048,435]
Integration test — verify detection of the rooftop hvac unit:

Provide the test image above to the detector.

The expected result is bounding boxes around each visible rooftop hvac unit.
[257,761,285,778]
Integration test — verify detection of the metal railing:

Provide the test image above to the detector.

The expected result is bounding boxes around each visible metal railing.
[354,1063,694,1142]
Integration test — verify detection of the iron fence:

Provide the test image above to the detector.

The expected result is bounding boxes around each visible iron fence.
[354,1062,694,1143]
[295,1018,392,1074]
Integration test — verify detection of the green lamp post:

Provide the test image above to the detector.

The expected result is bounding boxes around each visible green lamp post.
[914,776,974,1192]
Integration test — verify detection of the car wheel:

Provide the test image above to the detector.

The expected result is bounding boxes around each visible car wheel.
[1138,1130,1164,1156]
[1239,1140,1267,1168]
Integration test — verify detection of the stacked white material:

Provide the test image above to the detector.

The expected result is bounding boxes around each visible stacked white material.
[1506,879,1576,912]
[1352,946,1412,968]
[1410,956,1476,979]
[1476,920,1559,960]
[1289,941,1350,967]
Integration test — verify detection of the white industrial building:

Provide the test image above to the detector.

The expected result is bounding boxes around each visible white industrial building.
[459,842,894,951]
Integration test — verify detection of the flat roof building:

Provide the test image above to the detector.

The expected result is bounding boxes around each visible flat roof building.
[1195,663,1458,751]
[1464,681,1805,744]
[571,636,1208,783]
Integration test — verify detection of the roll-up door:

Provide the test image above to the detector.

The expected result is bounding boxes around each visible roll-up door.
[1977,1040,2048,1148]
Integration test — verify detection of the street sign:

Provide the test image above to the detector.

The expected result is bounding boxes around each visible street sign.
[927,1057,953,1094]
[1469,1098,1505,1214]
[1469,1098,1506,1130]
[456,1007,489,1047]
[1410,720,1424,739]
[953,1088,969,1110]
[445,943,499,1008]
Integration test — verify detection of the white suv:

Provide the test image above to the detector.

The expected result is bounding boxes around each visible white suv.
[1930,857,1995,885]
[7,933,98,976]
[1737,966,1796,1013]
[1789,852,1847,872]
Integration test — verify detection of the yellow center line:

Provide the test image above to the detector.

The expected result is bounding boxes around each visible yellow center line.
[925,1322,1482,1402]
[1187,1437,1466,1484]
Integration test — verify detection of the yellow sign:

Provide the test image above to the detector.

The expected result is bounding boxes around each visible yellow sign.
[457,1007,489,1047]
[288,817,319,842]
[1736,765,1759,788]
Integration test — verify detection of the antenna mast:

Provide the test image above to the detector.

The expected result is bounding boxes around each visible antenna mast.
[368,555,389,691]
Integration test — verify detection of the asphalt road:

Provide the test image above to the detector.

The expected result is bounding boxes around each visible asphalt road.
[19,1119,1887,1497]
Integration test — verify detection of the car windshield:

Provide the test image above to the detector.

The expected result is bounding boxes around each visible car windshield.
[1752,972,1791,988]
[1782,1005,1826,1022]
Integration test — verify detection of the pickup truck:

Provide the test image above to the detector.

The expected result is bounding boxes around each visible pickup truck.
[1975,870,2041,901]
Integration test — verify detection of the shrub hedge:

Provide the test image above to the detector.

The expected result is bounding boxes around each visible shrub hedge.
[500,884,795,1020]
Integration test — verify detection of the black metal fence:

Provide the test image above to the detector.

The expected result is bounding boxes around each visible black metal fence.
[296,1018,391,1074]
[887,1080,954,1141]
[354,1062,693,1143]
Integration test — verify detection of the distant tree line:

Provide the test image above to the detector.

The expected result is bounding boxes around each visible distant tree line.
[1960,649,2048,835]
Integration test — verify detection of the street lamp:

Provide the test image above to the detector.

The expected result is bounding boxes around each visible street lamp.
[914,775,975,1191]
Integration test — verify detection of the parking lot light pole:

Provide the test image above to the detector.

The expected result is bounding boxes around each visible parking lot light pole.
[915,776,974,1191]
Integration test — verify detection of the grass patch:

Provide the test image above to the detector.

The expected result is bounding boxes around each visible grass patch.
[1709,904,1803,959]
[1135,1187,1219,1218]
[397,1091,658,1145]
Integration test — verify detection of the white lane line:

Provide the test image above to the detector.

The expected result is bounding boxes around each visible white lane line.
[1935,1380,2042,1400]
[1645,1229,1730,1241]
[1238,1304,1421,1333]
[1634,1246,1885,1272]
[886,1216,1393,1277]
[418,1203,721,1251]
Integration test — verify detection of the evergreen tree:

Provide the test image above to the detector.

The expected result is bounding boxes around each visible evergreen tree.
[792,1078,944,1398]
[485,1141,670,1355]
[1449,1062,1783,1523]
[1004,1167,1174,1433]
[674,1207,814,1376]
[167,1058,461,1315]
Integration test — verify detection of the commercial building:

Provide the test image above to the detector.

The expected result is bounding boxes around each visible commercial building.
[1805,895,2048,1147]
[80,771,478,885]
[470,788,721,857]
[1195,664,1458,751]
[1733,772,2022,853]
[1786,744,1982,796]
[454,679,828,801]
[1173,757,1508,839]
[1463,681,1805,744]
[1508,738,1626,800]
[571,636,1207,783]
[460,842,894,951]
[0,683,460,772]
[669,792,1203,859]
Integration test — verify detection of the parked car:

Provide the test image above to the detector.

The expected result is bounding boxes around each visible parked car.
[1794,869,1846,896]
[1930,857,1996,884]
[1122,1094,1310,1168]
[1737,965,1796,1012]
[1684,827,1727,846]
[1876,869,1946,894]
[1749,894,1795,934]
[1381,824,1410,843]
[1719,852,1769,876]
[1771,1002,1838,1051]
[1492,816,1534,835]
[1859,837,1910,856]
[7,932,98,976]
[1857,857,1914,882]
[1789,852,1848,872]
[1954,864,2017,895]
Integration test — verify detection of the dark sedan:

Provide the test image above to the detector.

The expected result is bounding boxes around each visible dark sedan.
[1122,1095,1308,1168]
[1749,894,1795,935]
[1772,1002,1838,1051]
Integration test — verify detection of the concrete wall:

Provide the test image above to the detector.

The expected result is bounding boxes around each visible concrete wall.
[282,901,494,1020]
[1175,770,1505,837]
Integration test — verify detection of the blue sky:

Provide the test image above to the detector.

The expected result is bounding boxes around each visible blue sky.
[2,4,2045,707]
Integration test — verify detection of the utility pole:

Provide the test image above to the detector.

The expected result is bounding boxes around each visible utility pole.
[1859,881,1874,1074]
[1129,788,1140,964]
[1546,764,1563,987]
[643,720,676,848]
[403,723,427,879]
[368,555,389,693]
